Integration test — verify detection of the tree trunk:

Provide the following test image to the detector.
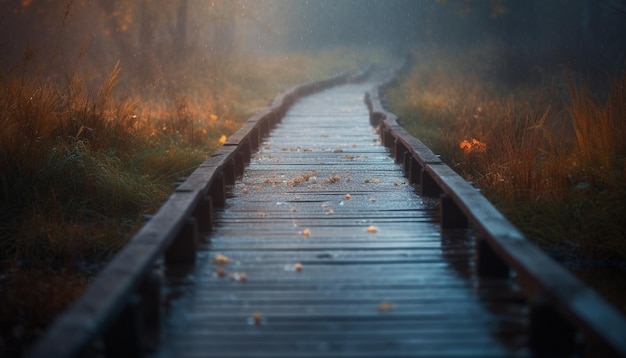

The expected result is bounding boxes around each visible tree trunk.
[173,0,188,62]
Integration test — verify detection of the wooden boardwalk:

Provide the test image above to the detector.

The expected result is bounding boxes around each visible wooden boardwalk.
[151,82,530,357]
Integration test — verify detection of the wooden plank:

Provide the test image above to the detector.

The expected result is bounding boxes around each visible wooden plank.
[152,83,532,358]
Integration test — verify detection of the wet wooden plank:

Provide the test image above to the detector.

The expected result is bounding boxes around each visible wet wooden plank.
[151,83,531,358]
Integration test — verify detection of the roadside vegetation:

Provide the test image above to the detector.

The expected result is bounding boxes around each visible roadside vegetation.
[0,3,373,353]
[0,0,382,354]
[386,44,626,311]
[0,46,368,355]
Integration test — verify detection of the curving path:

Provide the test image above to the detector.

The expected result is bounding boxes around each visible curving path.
[151,82,529,357]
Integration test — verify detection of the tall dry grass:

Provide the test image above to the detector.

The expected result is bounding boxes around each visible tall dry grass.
[1,64,159,261]
[568,73,626,184]
[1,46,371,263]
[387,46,626,258]
[0,45,372,356]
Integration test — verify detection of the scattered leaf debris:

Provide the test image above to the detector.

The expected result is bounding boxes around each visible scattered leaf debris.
[300,228,311,237]
[365,178,381,184]
[248,312,264,326]
[214,254,230,264]
[378,301,396,312]
[344,193,351,200]
[230,272,248,282]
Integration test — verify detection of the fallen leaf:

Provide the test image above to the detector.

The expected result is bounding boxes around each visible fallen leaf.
[250,312,263,325]
[214,254,230,264]
[230,272,247,282]
[378,301,396,312]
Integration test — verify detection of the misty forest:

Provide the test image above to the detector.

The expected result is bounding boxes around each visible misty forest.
[1,0,626,356]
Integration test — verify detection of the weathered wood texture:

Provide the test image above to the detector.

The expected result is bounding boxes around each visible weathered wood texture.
[151,83,532,357]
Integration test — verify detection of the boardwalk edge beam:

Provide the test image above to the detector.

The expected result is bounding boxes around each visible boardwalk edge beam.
[366,78,626,357]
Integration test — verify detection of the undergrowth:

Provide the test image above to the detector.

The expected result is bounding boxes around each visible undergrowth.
[387,46,626,257]
[0,45,371,356]
[387,45,626,309]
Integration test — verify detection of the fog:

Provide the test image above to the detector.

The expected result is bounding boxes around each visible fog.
[1,1,625,91]
[243,0,626,75]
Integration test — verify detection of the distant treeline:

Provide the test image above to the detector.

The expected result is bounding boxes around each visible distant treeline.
[1,1,624,88]
[280,0,626,77]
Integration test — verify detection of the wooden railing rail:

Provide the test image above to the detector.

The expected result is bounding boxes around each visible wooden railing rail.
[366,85,626,357]
[27,67,370,358]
